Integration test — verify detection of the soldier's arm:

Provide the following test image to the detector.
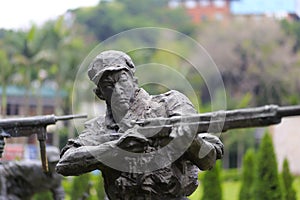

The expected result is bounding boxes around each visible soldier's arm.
[56,117,121,176]
[56,139,119,176]
[165,90,223,170]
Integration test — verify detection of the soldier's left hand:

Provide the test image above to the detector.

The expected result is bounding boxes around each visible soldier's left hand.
[200,133,224,159]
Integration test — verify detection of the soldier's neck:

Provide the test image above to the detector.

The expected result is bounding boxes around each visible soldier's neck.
[111,106,129,124]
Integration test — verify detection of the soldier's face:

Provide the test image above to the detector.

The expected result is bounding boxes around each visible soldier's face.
[99,70,135,110]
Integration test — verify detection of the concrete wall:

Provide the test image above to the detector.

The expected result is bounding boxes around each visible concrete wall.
[270,116,300,175]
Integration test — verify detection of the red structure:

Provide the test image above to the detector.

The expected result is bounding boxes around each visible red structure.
[168,0,233,23]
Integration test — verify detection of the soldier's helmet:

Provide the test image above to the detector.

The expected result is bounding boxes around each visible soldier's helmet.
[46,146,60,163]
[88,50,135,85]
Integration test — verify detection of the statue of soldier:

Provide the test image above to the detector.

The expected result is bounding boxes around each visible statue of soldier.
[0,146,65,200]
[56,50,224,200]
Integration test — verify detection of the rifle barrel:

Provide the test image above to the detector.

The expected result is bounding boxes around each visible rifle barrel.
[277,105,300,117]
[135,104,300,135]
[55,114,88,121]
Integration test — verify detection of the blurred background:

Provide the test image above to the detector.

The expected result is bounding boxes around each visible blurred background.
[0,0,300,199]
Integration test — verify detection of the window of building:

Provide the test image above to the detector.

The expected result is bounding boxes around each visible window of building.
[6,104,19,115]
[199,0,210,7]
[185,0,197,8]
[213,0,226,8]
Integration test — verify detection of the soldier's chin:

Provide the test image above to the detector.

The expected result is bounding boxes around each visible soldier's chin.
[111,103,130,115]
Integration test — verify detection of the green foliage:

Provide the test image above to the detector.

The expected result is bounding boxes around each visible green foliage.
[281,19,300,52]
[239,149,255,200]
[95,173,106,200]
[197,19,300,106]
[221,168,241,182]
[73,0,196,41]
[32,191,52,200]
[201,160,223,200]
[253,133,283,200]
[71,173,92,200]
[281,158,297,200]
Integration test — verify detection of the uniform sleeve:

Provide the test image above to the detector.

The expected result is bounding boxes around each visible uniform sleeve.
[59,116,114,158]
[164,90,223,170]
[56,117,124,176]
[164,90,197,117]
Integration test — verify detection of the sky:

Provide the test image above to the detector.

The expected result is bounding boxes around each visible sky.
[0,0,100,30]
[231,0,297,15]
[0,0,299,30]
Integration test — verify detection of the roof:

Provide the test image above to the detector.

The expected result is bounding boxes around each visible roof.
[231,0,297,15]
[0,85,67,98]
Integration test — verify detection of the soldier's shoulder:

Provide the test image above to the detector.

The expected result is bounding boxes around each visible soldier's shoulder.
[153,90,192,104]
[84,116,105,129]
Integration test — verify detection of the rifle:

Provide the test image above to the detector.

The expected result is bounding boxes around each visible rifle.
[133,105,300,137]
[0,114,87,172]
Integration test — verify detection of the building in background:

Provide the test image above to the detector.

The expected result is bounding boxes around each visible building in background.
[0,85,67,161]
[270,117,300,175]
[168,0,300,23]
[168,0,234,23]
[0,85,66,116]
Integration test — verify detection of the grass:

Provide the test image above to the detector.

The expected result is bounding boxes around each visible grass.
[189,180,240,200]
[189,176,300,200]
[34,172,300,200]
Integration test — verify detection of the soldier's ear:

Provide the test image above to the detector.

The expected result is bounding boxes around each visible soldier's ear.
[93,88,105,100]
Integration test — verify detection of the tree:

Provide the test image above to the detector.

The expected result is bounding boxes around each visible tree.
[201,160,222,200]
[281,158,297,200]
[253,132,283,200]
[194,19,299,106]
[1,26,45,115]
[95,173,106,200]
[33,191,52,200]
[0,49,11,117]
[72,0,195,41]
[35,16,89,141]
[36,16,87,113]
[71,173,92,200]
[239,149,255,200]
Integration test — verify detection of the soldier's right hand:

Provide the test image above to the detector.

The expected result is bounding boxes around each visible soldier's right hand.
[117,130,148,153]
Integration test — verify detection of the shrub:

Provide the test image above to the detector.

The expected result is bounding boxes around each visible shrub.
[201,160,223,200]
[71,173,92,200]
[238,149,255,200]
[253,133,282,200]
[281,158,297,200]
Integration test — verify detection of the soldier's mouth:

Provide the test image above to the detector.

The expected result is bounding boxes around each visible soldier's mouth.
[118,98,129,103]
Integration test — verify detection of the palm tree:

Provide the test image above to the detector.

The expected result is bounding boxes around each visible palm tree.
[0,49,12,117]
[34,16,88,142]
[2,26,44,116]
